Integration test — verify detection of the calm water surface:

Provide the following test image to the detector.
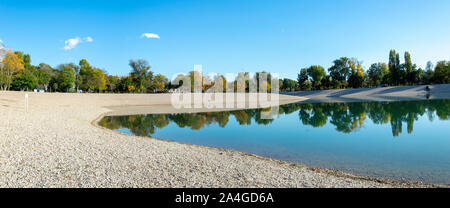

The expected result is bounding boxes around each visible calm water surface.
[99,99,450,185]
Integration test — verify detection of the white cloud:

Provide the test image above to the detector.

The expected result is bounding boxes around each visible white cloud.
[64,37,82,50]
[141,33,160,39]
[85,36,94,42]
[63,36,94,50]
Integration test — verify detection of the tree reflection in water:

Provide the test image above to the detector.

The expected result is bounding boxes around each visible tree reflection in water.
[99,99,450,137]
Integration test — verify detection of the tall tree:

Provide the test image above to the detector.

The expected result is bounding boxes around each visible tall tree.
[118,76,135,92]
[56,64,76,92]
[347,59,366,88]
[79,59,93,91]
[153,74,168,92]
[282,78,299,92]
[11,69,38,91]
[388,50,402,85]
[129,59,152,93]
[328,57,351,88]
[307,65,326,89]
[414,66,425,84]
[36,63,53,90]
[0,51,25,90]
[297,68,311,90]
[106,75,120,93]
[368,63,389,87]
[254,72,271,92]
[404,52,416,84]
[423,61,435,84]
[91,68,107,92]
[14,51,32,70]
[426,61,434,72]
[434,61,449,84]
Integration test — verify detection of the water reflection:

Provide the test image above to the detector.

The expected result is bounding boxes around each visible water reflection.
[99,99,450,137]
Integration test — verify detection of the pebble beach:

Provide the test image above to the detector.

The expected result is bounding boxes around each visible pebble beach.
[0,90,441,188]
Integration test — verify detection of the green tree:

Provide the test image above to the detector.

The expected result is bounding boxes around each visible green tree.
[56,64,76,92]
[188,70,203,92]
[307,65,326,89]
[79,59,93,91]
[14,51,32,70]
[91,68,107,92]
[434,61,449,84]
[106,75,120,93]
[297,68,310,90]
[320,75,333,90]
[118,76,134,92]
[347,59,366,88]
[282,78,299,92]
[302,80,312,91]
[153,74,168,92]
[423,61,435,84]
[414,67,425,84]
[129,59,152,93]
[388,50,403,85]
[254,72,272,92]
[36,63,53,90]
[368,63,389,87]
[328,57,351,88]
[11,69,38,91]
[404,52,418,85]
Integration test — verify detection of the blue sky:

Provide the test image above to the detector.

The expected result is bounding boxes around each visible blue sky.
[1,0,450,79]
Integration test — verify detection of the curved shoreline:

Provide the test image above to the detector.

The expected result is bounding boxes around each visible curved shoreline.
[0,89,447,187]
[93,106,438,188]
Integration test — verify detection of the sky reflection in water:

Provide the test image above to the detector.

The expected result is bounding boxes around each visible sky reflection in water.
[99,99,450,185]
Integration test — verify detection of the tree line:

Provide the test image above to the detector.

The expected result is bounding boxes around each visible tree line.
[0,49,449,93]
[0,51,169,93]
[290,50,449,91]
[99,99,450,137]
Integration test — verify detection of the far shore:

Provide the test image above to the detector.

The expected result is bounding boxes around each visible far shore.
[284,84,450,103]
[0,84,448,187]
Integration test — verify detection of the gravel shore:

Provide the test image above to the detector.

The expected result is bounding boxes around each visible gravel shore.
[0,91,436,188]
[284,84,450,103]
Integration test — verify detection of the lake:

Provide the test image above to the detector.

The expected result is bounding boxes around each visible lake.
[99,99,450,185]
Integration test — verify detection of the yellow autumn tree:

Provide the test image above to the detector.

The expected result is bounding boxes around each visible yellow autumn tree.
[348,58,366,88]
[0,51,25,90]
[153,74,168,92]
[92,68,106,92]
[127,84,135,92]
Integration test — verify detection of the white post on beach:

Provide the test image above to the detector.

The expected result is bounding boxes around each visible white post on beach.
[25,93,29,112]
